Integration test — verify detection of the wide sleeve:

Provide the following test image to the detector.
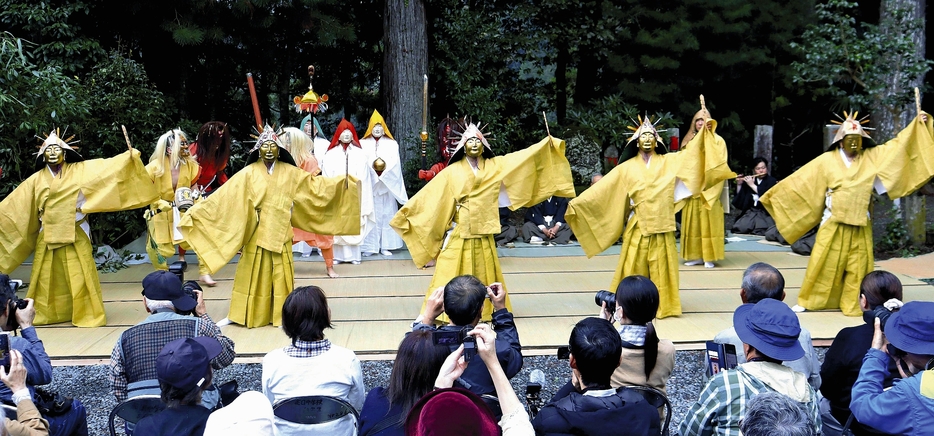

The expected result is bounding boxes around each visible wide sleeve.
[565,167,630,258]
[498,136,576,208]
[867,113,934,198]
[291,174,362,236]
[390,171,456,268]
[178,172,254,274]
[376,140,409,204]
[674,120,736,200]
[0,175,40,273]
[78,149,159,213]
[760,156,827,244]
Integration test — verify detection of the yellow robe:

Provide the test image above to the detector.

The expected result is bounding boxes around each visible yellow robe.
[567,123,734,318]
[391,137,575,322]
[680,132,731,262]
[0,150,158,327]
[144,158,202,272]
[762,115,934,315]
[179,161,361,328]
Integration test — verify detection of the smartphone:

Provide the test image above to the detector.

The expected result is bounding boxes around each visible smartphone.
[0,333,10,373]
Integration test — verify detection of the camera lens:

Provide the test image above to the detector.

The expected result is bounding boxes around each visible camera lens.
[594,290,616,313]
[873,306,893,332]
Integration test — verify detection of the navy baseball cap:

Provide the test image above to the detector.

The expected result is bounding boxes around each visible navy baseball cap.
[156,337,222,390]
[142,270,196,312]
[733,298,804,361]
[884,301,934,356]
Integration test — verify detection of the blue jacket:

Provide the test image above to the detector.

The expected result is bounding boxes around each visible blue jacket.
[134,405,211,436]
[1,327,53,403]
[850,348,934,435]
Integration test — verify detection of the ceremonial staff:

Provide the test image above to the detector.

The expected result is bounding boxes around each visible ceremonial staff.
[247,73,263,130]
[420,74,429,170]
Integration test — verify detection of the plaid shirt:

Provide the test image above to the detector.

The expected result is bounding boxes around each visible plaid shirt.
[679,362,821,436]
[110,311,236,402]
[284,338,331,358]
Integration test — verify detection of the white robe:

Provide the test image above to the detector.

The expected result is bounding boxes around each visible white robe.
[321,144,374,262]
[360,136,408,253]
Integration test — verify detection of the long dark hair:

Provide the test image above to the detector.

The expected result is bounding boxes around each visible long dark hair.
[615,275,660,379]
[385,331,450,426]
[194,121,231,170]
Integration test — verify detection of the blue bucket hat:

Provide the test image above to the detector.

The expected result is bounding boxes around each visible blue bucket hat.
[733,298,804,361]
[156,337,222,390]
[884,301,934,356]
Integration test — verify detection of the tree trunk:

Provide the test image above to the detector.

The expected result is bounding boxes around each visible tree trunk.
[875,0,926,139]
[555,42,568,124]
[879,0,928,245]
[382,0,428,168]
[754,126,774,173]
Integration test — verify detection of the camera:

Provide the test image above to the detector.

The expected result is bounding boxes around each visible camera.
[557,345,570,360]
[872,305,895,332]
[4,279,28,331]
[432,327,477,361]
[168,260,186,283]
[594,290,616,314]
[178,280,203,316]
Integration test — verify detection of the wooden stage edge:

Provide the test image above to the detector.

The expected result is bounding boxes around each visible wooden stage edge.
[21,249,934,365]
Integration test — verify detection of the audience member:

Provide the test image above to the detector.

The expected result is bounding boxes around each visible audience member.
[358,331,449,436]
[135,337,222,436]
[494,207,519,247]
[520,197,573,245]
[1,350,50,436]
[731,157,777,236]
[412,275,522,396]
[739,392,815,436]
[531,317,661,435]
[713,262,821,389]
[0,274,87,436]
[598,275,675,395]
[820,271,903,435]
[590,174,603,185]
[262,286,364,436]
[203,391,277,436]
[422,324,534,435]
[680,299,821,436]
[849,301,934,435]
[110,270,235,410]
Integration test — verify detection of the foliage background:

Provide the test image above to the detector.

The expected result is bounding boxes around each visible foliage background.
[0,0,931,249]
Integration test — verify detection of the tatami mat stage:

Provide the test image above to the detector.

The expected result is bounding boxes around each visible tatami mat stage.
[11,236,934,364]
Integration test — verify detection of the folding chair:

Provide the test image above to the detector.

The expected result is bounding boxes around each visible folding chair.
[273,395,359,426]
[625,385,672,436]
[1,403,17,420]
[108,395,165,436]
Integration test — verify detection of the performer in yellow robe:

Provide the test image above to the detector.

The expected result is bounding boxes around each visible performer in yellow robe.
[281,126,339,278]
[680,98,732,268]
[762,111,934,316]
[179,126,360,328]
[0,130,158,327]
[566,114,735,318]
[144,128,214,280]
[391,123,575,322]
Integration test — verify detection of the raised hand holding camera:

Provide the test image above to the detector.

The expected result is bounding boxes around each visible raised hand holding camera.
[434,344,467,389]
[13,298,35,330]
[487,282,506,311]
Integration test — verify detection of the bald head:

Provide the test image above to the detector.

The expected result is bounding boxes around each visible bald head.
[741,262,785,303]
[591,174,603,185]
